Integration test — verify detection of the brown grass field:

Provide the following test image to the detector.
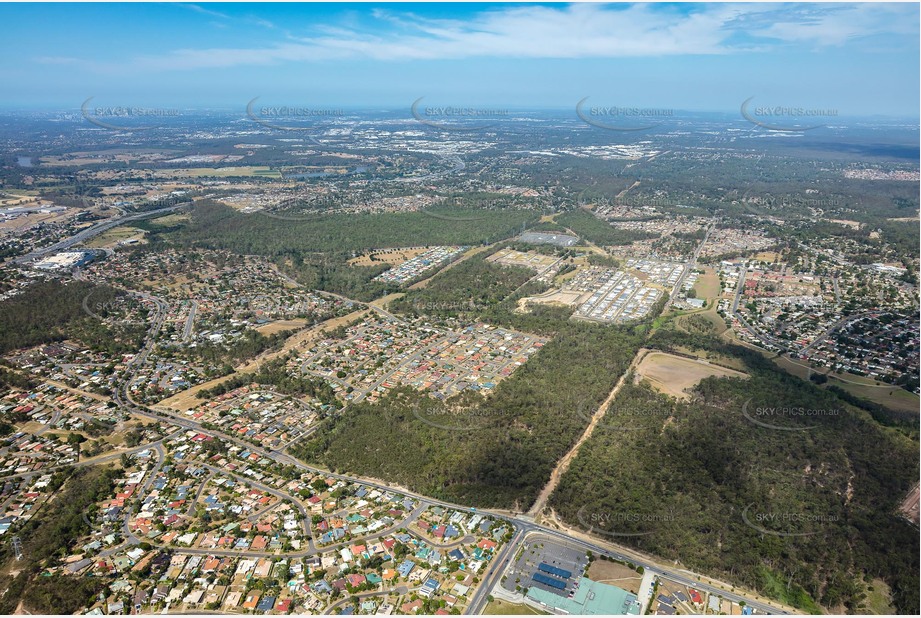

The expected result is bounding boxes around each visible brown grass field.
[348,247,430,267]
[722,330,920,415]
[636,351,749,400]
[693,268,722,298]
[484,600,547,615]
[83,226,145,248]
[753,251,783,262]
[586,560,643,594]
[255,319,307,335]
[155,166,281,178]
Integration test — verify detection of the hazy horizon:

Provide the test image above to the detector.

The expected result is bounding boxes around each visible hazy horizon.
[2,2,918,117]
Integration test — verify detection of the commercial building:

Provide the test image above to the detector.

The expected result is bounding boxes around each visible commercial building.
[527,577,641,615]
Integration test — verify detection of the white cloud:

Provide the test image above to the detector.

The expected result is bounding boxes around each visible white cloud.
[178,3,230,20]
[743,3,919,46]
[38,3,920,72]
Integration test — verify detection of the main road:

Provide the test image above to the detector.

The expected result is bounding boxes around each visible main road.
[13,203,189,265]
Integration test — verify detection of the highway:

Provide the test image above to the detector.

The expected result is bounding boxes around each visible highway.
[13,203,189,265]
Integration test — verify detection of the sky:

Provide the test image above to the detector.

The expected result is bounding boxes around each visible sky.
[1,2,918,117]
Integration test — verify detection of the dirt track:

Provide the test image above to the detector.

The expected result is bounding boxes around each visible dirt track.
[527,348,650,517]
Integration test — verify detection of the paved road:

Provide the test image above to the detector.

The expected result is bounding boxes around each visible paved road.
[471,530,790,616]
[117,501,427,561]
[197,462,313,539]
[799,311,877,355]
[0,431,181,483]
[181,300,198,342]
[13,204,189,265]
[322,585,415,616]
[99,441,167,557]
[33,410,60,436]
[729,268,790,351]
[185,470,216,517]
[670,224,712,303]
[466,527,524,614]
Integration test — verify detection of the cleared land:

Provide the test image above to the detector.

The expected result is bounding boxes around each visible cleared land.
[825,373,920,415]
[487,247,559,271]
[0,210,72,231]
[484,600,547,615]
[83,226,145,248]
[753,251,783,262]
[898,484,919,526]
[636,351,748,400]
[155,166,281,178]
[518,288,583,312]
[0,189,39,206]
[348,247,430,267]
[254,318,308,335]
[586,560,643,595]
[863,578,896,615]
[773,355,920,414]
[150,212,191,225]
[693,268,722,298]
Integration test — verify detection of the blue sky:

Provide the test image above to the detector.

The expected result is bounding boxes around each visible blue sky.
[1,2,918,116]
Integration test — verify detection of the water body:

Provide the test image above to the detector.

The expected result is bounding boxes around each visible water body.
[16,156,33,167]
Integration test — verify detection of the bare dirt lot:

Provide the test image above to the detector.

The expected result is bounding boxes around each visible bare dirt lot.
[586,560,642,594]
[83,225,146,248]
[753,251,783,263]
[693,268,722,299]
[348,247,430,267]
[255,319,308,335]
[518,288,583,312]
[487,248,559,271]
[635,351,748,400]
